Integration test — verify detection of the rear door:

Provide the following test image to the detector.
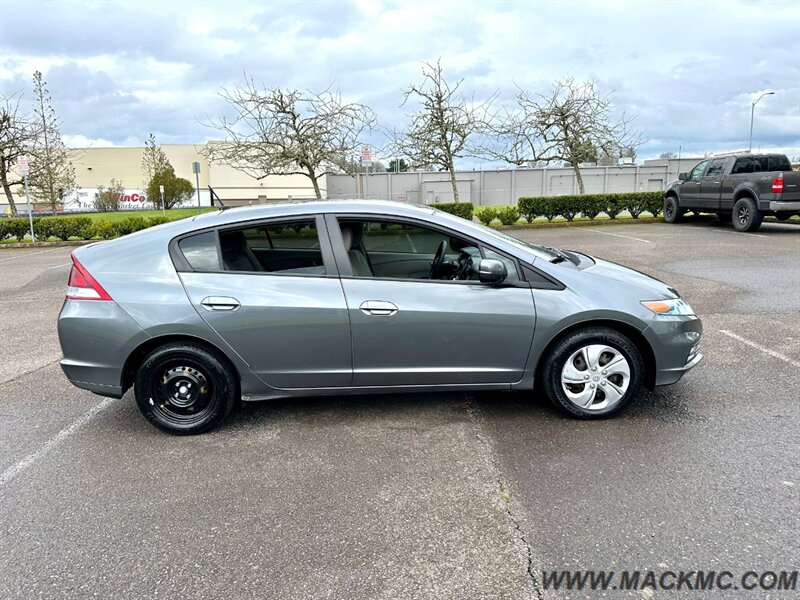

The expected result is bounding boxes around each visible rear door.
[174,215,352,389]
[699,157,728,210]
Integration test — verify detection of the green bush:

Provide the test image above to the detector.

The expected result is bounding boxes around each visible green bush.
[0,218,33,241]
[113,216,148,236]
[497,206,521,225]
[435,202,474,221]
[34,216,92,241]
[145,216,171,227]
[518,191,663,222]
[476,207,500,225]
[88,221,117,240]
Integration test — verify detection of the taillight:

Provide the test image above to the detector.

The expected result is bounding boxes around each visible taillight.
[772,175,784,193]
[66,255,112,301]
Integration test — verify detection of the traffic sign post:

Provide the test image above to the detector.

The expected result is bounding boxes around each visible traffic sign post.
[159,184,165,215]
[18,156,35,242]
[360,146,373,199]
[192,161,202,215]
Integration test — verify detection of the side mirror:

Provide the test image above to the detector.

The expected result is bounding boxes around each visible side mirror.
[678,172,689,181]
[478,258,507,284]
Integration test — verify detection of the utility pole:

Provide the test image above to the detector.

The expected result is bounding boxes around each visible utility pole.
[18,155,34,242]
[749,92,775,151]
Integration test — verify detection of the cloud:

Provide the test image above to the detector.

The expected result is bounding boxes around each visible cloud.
[0,0,797,161]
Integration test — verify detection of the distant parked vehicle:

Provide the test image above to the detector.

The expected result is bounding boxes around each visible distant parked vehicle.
[58,200,702,434]
[663,153,800,231]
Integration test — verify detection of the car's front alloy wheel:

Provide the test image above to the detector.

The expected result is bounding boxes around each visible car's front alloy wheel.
[134,343,238,435]
[542,327,644,418]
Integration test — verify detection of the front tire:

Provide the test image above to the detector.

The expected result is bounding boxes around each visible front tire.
[541,327,644,419]
[663,196,683,223]
[134,343,238,435]
[733,196,763,232]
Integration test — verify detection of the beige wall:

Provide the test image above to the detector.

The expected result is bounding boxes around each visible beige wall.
[68,143,323,203]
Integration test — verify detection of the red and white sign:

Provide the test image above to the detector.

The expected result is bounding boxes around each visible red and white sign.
[360,146,373,166]
[18,155,29,176]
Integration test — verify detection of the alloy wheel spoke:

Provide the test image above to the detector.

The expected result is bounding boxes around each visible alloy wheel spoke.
[565,384,597,409]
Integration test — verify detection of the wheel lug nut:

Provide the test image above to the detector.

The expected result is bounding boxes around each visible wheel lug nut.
[602,370,607,375]
[589,383,595,388]
[584,374,590,380]
[591,367,597,372]
[600,381,606,386]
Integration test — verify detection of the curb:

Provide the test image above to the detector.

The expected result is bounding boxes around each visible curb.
[0,240,96,250]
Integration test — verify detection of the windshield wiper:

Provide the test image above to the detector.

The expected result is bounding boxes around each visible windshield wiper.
[543,246,573,264]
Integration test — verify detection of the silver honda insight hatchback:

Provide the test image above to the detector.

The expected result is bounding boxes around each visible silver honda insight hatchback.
[58,200,702,434]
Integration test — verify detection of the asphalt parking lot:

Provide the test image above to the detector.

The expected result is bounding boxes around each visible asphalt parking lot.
[1,219,798,599]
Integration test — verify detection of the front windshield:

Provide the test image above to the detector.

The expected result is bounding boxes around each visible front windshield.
[452,216,562,261]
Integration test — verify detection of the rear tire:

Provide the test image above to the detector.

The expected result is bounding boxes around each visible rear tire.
[134,343,238,435]
[663,196,683,223]
[732,197,763,232]
[541,327,644,419]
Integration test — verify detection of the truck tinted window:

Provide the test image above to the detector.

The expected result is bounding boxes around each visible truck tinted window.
[732,157,753,174]
[768,155,791,171]
[706,158,726,176]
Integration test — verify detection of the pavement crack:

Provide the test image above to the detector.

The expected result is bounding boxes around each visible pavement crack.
[0,359,61,387]
[465,397,544,600]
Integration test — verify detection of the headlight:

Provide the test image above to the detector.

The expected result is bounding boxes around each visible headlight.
[641,298,695,316]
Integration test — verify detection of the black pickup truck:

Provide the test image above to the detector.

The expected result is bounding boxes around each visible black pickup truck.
[663,153,800,231]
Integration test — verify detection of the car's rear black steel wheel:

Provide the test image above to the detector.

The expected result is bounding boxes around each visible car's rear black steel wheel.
[134,343,237,435]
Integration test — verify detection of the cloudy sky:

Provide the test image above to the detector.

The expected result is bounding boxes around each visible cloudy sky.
[1,0,798,164]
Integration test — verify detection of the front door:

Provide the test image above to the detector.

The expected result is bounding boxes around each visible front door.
[699,158,727,210]
[328,216,536,386]
[680,159,709,207]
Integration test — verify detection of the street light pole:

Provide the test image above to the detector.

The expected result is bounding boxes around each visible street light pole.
[749,91,775,151]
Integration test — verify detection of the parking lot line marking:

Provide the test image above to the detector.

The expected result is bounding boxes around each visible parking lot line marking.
[713,229,768,239]
[0,247,66,262]
[0,398,114,488]
[47,263,72,269]
[719,330,800,368]
[583,229,652,243]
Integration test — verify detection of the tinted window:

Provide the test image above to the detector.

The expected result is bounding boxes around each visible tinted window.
[732,157,754,174]
[753,156,770,173]
[706,159,726,176]
[178,231,219,271]
[218,220,326,275]
[768,155,791,171]
[689,160,708,180]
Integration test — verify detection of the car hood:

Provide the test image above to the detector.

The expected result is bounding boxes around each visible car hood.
[579,255,680,300]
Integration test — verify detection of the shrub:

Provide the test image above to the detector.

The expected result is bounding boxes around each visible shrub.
[435,202,474,221]
[34,216,92,241]
[476,207,500,225]
[145,216,171,227]
[94,179,124,212]
[519,191,664,222]
[604,196,624,220]
[89,220,117,240]
[0,218,33,241]
[518,197,560,221]
[580,195,606,220]
[497,206,521,225]
[113,216,148,236]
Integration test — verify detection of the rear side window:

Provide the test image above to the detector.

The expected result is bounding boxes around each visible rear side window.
[178,231,219,271]
[769,155,791,171]
[218,220,326,275]
[732,157,753,174]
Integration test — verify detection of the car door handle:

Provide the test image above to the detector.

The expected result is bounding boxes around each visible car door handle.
[201,296,241,311]
[359,300,398,316]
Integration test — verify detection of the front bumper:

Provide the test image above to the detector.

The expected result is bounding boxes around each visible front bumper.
[643,315,703,386]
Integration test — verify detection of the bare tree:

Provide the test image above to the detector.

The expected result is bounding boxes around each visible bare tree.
[393,60,492,202]
[0,93,39,216]
[482,78,641,194]
[27,71,76,212]
[659,151,678,160]
[94,178,124,212]
[203,76,376,199]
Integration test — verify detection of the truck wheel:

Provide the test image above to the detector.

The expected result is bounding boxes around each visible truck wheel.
[733,197,763,232]
[663,196,683,223]
[717,212,732,224]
